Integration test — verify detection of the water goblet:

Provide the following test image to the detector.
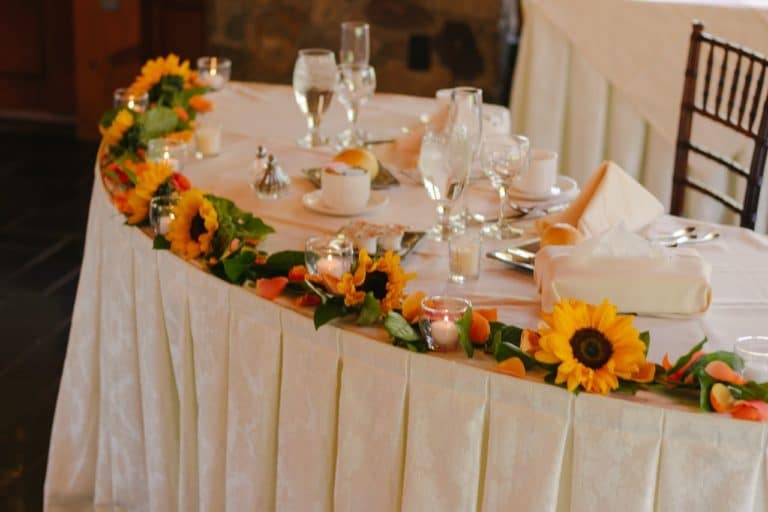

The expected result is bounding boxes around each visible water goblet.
[480,134,530,239]
[292,49,337,148]
[340,21,370,66]
[418,128,472,241]
[335,64,376,148]
[446,87,483,230]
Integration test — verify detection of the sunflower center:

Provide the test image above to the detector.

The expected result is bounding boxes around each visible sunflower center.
[189,213,207,242]
[360,271,388,299]
[570,328,613,369]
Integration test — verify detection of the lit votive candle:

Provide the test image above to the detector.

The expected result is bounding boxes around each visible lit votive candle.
[113,87,148,112]
[149,196,176,237]
[305,236,354,279]
[147,138,188,172]
[419,295,471,352]
[197,56,232,91]
[736,336,768,382]
[317,255,344,279]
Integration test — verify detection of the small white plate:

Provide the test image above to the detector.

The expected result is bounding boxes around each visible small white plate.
[302,190,389,217]
[507,176,579,201]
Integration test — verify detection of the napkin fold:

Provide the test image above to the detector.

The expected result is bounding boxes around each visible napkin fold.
[537,161,664,237]
[534,226,712,317]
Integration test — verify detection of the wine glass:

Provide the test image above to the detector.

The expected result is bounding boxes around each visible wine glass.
[418,128,472,241]
[340,21,370,66]
[335,64,376,148]
[292,49,337,148]
[445,87,483,230]
[480,134,530,239]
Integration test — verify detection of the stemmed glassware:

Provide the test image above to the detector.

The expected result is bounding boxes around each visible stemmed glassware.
[480,134,530,239]
[340,21,370,66]
[417,87,482,241]
[292,49,337,148]
[335,64,377,148]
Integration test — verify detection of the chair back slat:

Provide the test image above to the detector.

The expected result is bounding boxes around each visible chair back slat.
[672,21,768,230]
[739,60,754,128]
[727,52,742,121]
[750,63,766,132]
[715,46,729,115]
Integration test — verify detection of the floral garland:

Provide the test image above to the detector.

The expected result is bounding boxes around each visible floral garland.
[98,55,768,423]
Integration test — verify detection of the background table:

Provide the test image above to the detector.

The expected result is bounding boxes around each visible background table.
[45,84,768,511]
[511,0,768,231]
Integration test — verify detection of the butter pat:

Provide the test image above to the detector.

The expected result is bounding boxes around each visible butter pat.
[534,227,712,317]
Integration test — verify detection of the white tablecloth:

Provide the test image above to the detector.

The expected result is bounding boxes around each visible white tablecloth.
[512,0,768,230]
[46,84,768,511]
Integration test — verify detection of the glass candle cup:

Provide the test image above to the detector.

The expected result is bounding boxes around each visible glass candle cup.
[113,87,149,112]
[448,232,481,283]
[194,116,222,158]
[149,196,177,236]
[146,138,188,172]
[197,56,231,90]
[419,295,472,352]
[735,336,768,382]
[305,236,354,280]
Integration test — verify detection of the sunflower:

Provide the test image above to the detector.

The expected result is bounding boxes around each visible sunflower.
[534,299,653,394]
[124,161,174,224]
[129,53,192,97]
[99,109,133,148]
[336,250,415,313]
[166,189,219,259]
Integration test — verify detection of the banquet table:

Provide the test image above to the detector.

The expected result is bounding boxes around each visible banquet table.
[45,83,768,512]
[511,0,768,231]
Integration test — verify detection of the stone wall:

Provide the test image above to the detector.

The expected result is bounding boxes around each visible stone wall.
[206,0,505,101]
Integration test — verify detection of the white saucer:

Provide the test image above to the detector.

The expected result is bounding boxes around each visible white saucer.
[302,190,389,216]
[507,176,579,201]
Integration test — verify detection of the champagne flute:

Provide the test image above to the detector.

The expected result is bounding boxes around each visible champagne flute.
[480,134,529,239]
[292,49,337,148]
[418,128,472,241]
[445,87,483,230]
[335,64,376,148]
[340,21,370,66]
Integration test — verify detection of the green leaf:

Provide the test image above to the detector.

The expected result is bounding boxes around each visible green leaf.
[698,374,716,411]
[666,338,708,376]
[729,381,768,402]
[456,308,474,358]
[265,250,305,274]
[206,195,275,256]
[314,297,348,329]
[686,351,745,380]
[357,292,382,326]
[221,249,256,284]
[616,379,639,395]
[498,342,540,370]
[639,331,651,354]
[384,311,420,342]
[140,106,180,141]
[153,235,171,250]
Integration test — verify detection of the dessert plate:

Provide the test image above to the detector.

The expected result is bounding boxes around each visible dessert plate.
[302,190,389,217]
[507,176,579,201]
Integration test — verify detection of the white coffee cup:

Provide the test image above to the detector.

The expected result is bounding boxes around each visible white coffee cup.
[514,149,558,196]
[321,165,371,212]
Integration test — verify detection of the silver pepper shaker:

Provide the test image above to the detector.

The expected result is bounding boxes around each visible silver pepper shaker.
[253,154,290,199]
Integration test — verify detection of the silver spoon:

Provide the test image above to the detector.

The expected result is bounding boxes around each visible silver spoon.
[660,231,720,248]
[647,226,697,241]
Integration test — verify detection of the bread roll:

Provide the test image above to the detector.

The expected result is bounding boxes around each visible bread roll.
[333,148,379,180]
[540,223,583,247]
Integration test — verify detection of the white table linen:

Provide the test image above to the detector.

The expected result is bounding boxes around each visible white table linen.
[46,84,768,511]
[512,0,768,230]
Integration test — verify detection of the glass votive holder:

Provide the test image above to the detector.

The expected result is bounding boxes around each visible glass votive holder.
[305,236,354,279]
[419,295,472,352]
[113,87,149,112]
[197,56,231,91]
[194,116,222,159]
[149,196,176,236]
[735,336,768,382]
[146,138,188,172]
[448,232,481,283]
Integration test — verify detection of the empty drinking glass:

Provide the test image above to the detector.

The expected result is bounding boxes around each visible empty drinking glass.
[340,21,370,66]
[446,87,483,230]
[335,64,376,148]
[292,49,337,148]
[480,134,529,239]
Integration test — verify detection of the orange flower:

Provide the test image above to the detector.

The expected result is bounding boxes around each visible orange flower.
[401,291,426,324]
[166,130,193,142]
[174,106,189,122]
[493,357,526,378]
[189,94,213,112]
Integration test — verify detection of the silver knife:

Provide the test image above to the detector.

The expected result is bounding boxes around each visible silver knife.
[486,251,535,273]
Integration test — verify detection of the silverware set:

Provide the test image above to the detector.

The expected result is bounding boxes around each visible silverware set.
[646,226,721,248]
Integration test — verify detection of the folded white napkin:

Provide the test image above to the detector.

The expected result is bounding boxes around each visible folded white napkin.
[371,105,449,172]
[534,226,712,317]
[537,161,664,237]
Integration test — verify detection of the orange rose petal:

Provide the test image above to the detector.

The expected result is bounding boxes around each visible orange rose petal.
[704,360,748,386]
[730,400,768,422]
[493,357,526,378]
[662,353,673,371]
[255,277,289,300]
[476,308,498,322]
[630,361,656,383]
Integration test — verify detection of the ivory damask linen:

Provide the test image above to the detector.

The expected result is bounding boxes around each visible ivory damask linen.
[46,84,768,511]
